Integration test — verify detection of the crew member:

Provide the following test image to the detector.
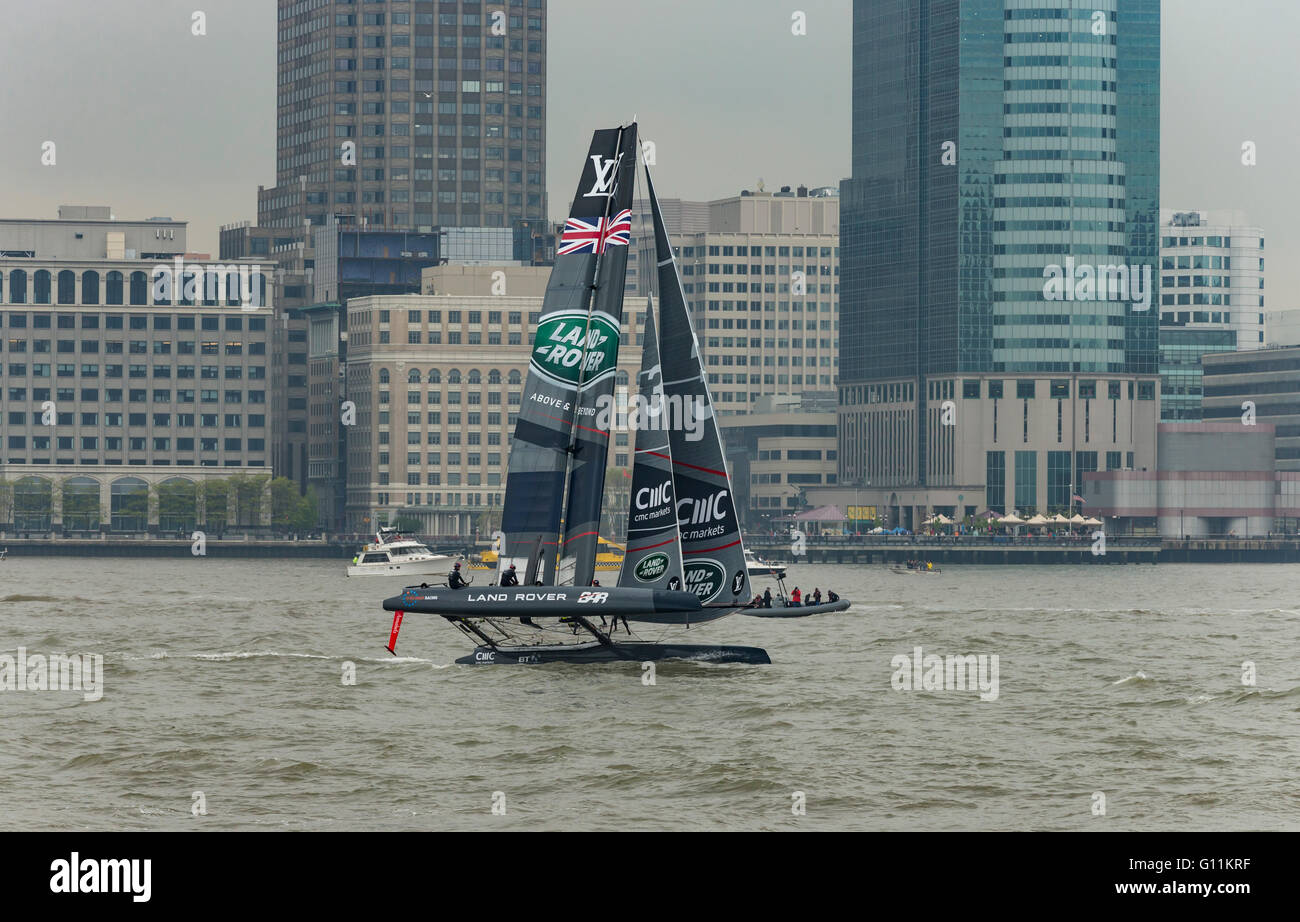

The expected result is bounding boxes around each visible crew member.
[500,564,519,587]
[448,562,467,589]
[763,587,773,608]
[790,586,802,606]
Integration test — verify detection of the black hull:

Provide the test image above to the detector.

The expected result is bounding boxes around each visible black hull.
[456,641,770,666]
[744,599,851,619]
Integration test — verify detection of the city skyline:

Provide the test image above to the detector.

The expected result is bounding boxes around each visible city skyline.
[1,0,1296,302]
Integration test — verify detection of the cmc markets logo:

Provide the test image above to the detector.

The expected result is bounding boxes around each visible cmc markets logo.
[633,552,670,582]
[677,489,730,527]
[635,480,672,512]
[529,310,620,388]
[683,558,726,602]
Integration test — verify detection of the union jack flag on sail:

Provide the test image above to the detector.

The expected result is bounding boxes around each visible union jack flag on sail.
[557,208,632,256]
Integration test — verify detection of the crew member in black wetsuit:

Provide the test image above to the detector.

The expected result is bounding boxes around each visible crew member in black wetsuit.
[499,564,518,587]
[447,562,467,589]
[763,587,773,608]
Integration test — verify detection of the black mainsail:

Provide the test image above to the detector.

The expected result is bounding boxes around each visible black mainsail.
[646,168,750,607]
[499,128,628,584]
[618,297,685,592]
[559,123,638,587]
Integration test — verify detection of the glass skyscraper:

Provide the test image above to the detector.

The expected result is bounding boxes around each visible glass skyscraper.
[839,0,1160,502]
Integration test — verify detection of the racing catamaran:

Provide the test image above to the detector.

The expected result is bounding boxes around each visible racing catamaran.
[381,123,844,664]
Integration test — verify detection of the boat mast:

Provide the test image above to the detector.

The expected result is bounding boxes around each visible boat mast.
[549,123,632,584]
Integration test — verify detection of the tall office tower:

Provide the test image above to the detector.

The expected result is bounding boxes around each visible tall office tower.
[261,0,548,238]
[835,0,1161,528]
[1158,209,1265,421]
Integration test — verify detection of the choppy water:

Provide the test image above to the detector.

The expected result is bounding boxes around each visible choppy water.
[2,558,1298,830]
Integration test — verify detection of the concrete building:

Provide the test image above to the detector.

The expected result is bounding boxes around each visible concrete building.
[1201,345,1300,472]
[258,1,547,241]
[1158,209,1265,420]
[219,221,314,486]
[298,223,541,529]
[1160,210,1265,347]
[1083,423,1300,536]
[0,208,274,533]
[1265,309,1300,347]
[814,372,1159,528]
[339,265,643,535]
[627,185,839,417]
[721,393,838,529]
[837,0,1161,519]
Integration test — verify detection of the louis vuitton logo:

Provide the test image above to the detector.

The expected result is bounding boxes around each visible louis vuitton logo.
[583,153,625,197]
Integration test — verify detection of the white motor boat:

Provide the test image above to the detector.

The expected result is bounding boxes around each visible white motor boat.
[347,528,456,578]
[745,548,788,579]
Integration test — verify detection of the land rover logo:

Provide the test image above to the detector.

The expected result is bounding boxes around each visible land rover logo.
[529,311,620,388]
[634,552,670,582]
[683,559,726,602]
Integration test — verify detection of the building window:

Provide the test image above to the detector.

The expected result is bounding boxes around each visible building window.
[1047,451,1071,511]
[1014,451,1037,512]
[985,451,1005,512]
[34,270,53,304]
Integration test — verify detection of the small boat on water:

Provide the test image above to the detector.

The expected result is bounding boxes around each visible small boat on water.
[348,527,456,578]
[745,548,788,579]
[745,597,850,619]
[889,564,942,575]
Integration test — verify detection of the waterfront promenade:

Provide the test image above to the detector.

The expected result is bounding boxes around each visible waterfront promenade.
[4,532,1300,564]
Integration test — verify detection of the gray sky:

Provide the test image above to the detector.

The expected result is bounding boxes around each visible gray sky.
[0,0,1296,300]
